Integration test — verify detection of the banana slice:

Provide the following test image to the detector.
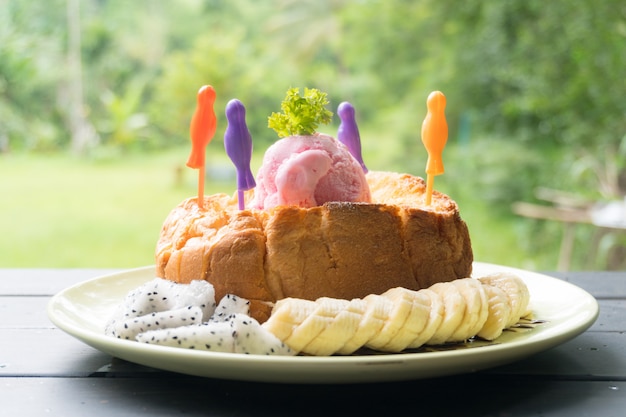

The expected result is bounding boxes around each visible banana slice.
[477,284,511,340]
[426,281,466,345]
[262,272,532,355]
[365,292,413,351]
[380,287,431,352]
[301,297,363,356]
[407,288,444,348]
[447,278,488,342]
[478,272,530,327]
[337,294,391,354]
[262,298,318,343]
[285,303,339,352]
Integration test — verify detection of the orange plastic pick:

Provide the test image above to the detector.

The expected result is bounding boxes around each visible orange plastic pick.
[421,91,448,206]
[186,85,217,209]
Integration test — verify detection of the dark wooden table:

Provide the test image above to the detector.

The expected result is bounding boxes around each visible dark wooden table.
[2,268,625,416]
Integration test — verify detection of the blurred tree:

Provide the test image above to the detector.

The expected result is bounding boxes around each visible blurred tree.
[65,0,99,154]
[0,0,66,151]
[98,78,150,149]
[2,0,624,183]
[428,0,626,199]
[147,0,300,148]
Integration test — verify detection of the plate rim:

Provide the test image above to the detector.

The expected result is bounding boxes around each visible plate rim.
[47,262,599,383]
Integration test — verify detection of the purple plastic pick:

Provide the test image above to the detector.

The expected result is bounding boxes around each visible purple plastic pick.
[337,101,367,173]
[225,99,256,210]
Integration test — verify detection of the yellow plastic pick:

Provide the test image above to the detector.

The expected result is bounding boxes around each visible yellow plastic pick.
[421,91,448,206]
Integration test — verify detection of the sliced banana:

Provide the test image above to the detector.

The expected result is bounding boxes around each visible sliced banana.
[380,287,431,352]
[301,297,363,356]
[337,295,391,354]
[262,272,531,356]
[262,298,317,343]
[477,284,511,340]
[365,292,413,350]
[426,281,466,345]
[478,272,530,327]
[407,288,444,349]
[448,278,489,342]
[284,303,338,352]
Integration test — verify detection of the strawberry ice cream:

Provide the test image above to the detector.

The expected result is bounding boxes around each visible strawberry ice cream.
[252,133,371,209]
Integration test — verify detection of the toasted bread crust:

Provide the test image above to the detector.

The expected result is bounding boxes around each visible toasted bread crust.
[155,171,472,322]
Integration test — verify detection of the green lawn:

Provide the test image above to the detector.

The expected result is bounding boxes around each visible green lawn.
[0,149,562,269]
[0,149,235,267]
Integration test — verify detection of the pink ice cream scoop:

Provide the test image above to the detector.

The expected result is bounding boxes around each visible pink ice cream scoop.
[253,133,371,209]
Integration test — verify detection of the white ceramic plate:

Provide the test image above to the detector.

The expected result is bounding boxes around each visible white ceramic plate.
[48,262,598,384]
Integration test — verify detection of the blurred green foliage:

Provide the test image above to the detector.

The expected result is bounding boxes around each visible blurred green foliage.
[2,0,624,194]
[1,0,625,269]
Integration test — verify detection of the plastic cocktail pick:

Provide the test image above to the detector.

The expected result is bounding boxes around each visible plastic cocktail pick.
[421,91,448,206]
[224,99,256,210]
[187,85,217,209]
[337,102,368,173]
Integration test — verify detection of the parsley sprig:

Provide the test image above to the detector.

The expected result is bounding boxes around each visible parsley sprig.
[268,88,333,137]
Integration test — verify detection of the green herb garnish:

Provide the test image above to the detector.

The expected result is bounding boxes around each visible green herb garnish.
[268,87,333,137]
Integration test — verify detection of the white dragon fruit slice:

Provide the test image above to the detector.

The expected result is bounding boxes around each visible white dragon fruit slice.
[121,278,181,317]
[107,281,292,355]
[105,278,179,335]
[210,294,251,322]
[105,277,216,335]
[171,280,216,321]
[136,320,236,352]
[136,313,294,355]
[230,314,295,356]
[106,306,204,340]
